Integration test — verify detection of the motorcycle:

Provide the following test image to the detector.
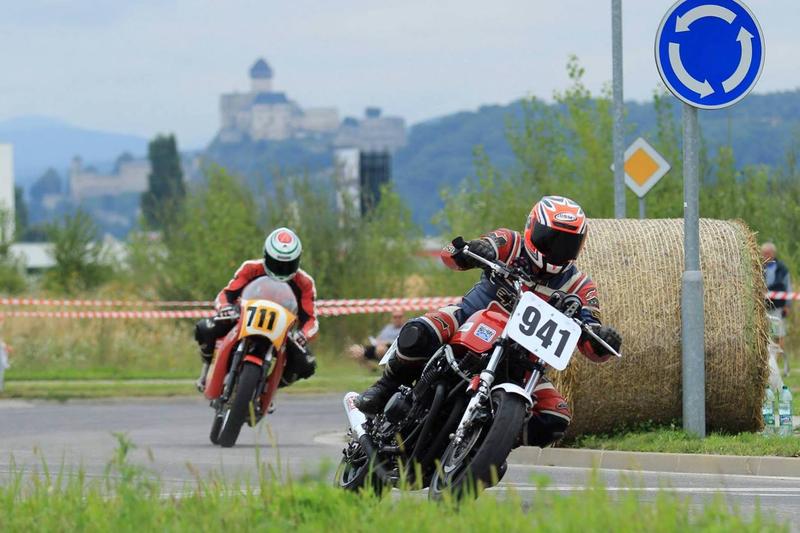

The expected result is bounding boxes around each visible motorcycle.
[202,277,299,447]
[336,237,622,499]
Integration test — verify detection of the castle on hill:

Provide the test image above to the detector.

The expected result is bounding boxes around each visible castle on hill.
[217,58,406,151]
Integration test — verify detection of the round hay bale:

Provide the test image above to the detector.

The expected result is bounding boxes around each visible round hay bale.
[552,218,768,437]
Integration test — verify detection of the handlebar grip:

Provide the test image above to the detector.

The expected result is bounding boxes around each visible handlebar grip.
[452,236,467,250]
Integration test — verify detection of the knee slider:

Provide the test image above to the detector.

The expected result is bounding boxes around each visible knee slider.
[396,320,439,359]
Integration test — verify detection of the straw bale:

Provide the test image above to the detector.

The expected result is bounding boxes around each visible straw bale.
[552,218,768,436]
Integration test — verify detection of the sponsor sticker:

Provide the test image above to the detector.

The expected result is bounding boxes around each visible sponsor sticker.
[554,212,577,223]
[473,323,497,342]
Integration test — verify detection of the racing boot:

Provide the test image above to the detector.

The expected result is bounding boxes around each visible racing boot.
[195,350,213,392]
[354,356,416,415]
[356,318,440,415]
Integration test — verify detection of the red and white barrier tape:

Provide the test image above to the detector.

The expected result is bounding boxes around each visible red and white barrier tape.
[0,298,462,319]
[766,291,800,301]
[0,297,213,308]
[0,296,459,309]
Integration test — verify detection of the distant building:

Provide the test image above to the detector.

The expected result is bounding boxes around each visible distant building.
[69,155,150,202]
[333,147,393,217]
[334,108,406,152]
[219,58,340,143]
[0,145,15,237]
[217,58,406,151]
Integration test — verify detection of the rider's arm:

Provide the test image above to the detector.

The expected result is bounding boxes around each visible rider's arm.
[293,269,319,341]
[214,260,264,311]
[440,228,519,270]
[566,275,612,363]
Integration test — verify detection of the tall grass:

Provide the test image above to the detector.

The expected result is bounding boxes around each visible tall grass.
[0,436,784,532]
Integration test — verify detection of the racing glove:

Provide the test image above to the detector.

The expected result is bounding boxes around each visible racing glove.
[587,325,622,358]
[458,238,496,269]
[217,304,238,320]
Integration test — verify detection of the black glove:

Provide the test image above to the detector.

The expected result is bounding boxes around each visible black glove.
[588,325,622,357]
[548,292,583,318]
[217,304,238,320]
[293,331,308,348]
[461,238,496,268]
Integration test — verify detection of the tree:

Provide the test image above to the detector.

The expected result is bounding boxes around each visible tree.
[141,134,185,231]
[44,211,112,294]
[157,167,263,300]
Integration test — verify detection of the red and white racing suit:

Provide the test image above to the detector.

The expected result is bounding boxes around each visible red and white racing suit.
[215,260,319,340]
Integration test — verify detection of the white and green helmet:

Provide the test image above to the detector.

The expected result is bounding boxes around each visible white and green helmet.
[263,227,302,281]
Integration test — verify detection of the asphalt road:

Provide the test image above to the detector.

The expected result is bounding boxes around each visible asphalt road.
[1,395,799,526]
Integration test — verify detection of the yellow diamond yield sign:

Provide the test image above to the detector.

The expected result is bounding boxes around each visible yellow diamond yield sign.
[620,137,670,198]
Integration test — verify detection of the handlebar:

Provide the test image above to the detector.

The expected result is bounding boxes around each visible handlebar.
[452,237,531,285]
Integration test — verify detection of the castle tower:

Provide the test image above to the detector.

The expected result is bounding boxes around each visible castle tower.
[250,58,273,93]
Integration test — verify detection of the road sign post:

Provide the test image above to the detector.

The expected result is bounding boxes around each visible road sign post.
[612,0,625,218]
[655,0,764,438]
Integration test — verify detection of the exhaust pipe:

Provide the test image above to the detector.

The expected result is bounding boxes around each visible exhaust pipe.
[342,391,392,483]
[343,392,368,438]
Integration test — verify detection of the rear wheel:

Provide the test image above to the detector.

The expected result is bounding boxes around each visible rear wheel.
[217,362,262,448]
[429,391,527,500]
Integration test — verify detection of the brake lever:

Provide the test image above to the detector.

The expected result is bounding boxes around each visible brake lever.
[575,320,623,358]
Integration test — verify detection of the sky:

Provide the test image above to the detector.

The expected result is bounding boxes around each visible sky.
[0,0,797,149]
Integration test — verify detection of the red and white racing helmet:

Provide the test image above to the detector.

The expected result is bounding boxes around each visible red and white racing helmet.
[263,227,302,281]
[523,196,587,275]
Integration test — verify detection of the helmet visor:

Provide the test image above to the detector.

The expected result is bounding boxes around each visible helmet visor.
[529,222,585,266]
[264,255,300,280]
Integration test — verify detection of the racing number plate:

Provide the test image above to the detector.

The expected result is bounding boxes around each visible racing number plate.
[507,292,582,371]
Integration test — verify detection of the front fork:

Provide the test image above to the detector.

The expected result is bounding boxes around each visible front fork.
[451,336,544,447]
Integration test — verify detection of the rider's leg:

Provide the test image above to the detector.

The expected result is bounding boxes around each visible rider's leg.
[279,337,317,388]
[193,318,235,391]
[194,318,218,391]
[522,379,572,447]
[355,307,460,415]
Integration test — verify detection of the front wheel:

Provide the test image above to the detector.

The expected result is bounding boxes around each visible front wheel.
[217,362,262,448]
[334,442,385,495]
[429,391,527,501]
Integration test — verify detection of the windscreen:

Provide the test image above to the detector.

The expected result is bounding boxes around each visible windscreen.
[240,277,298,315]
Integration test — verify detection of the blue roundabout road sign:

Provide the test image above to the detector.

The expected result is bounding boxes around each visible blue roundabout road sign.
[655,0,765,110]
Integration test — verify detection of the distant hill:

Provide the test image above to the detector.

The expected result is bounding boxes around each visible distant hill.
[0,116,148,187]
[394,90,800,230]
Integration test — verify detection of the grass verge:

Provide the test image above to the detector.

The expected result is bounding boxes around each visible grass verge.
[0,356,375,400]
[0,435,783,532]
[572,426,800,457]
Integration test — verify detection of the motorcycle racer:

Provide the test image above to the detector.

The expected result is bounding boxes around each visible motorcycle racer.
[356,196,621,448]
[194,227,317,391]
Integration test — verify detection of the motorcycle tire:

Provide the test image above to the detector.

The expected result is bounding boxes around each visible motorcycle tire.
[209,412,224,445]
[217,362,262,448]
[335,445,385,495]
[428,390,527,501]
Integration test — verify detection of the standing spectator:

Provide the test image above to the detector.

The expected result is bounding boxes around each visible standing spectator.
[348,311,405,371]
[762,242,791,376]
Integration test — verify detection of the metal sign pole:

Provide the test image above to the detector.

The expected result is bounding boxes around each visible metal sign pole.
[681,104,705,437]
[638,197,646,219]
[612,0,625,218]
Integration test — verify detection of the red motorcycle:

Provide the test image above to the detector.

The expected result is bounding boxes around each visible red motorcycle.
[203,277,299,447]
[337,238,621,498]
